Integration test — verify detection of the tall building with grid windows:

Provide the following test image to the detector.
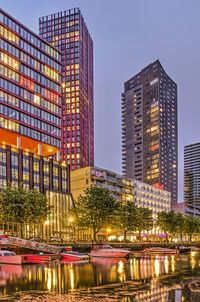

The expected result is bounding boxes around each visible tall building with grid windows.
[0,9,74,238]
[122,60,177,204]
[39,8,94,170]
[0,8,62,157]
[184,143,200,218]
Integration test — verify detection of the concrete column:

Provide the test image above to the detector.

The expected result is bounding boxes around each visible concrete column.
[38,144,42,156]
[17,136,21,149]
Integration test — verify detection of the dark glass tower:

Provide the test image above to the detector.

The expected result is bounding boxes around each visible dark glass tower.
[184,143,200,217]
[122,60,177,204]
[39,8,94,170]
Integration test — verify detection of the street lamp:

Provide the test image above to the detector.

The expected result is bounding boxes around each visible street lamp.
[68,217,75,241]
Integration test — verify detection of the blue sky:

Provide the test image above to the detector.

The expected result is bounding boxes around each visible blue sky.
[2,0,200,202]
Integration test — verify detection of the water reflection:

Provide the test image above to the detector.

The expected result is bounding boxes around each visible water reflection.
[0,253,200,301]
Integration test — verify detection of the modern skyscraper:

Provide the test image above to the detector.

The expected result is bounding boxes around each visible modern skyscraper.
[39,8,94,170]
[0,9,74,238]
[184,143,200,218]
[0,8,62,157]
[122,60,177,204]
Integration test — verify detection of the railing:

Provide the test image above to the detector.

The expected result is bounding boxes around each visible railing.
[0,236,62,254]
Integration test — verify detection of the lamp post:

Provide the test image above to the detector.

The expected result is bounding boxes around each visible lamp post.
[45,220,50,240]
[107,228,111,242]
[68,217,75,242]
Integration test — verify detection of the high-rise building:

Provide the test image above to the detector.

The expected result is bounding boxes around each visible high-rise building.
[0,8,62,157]
[184,143,200,218]
[39,8,94,170]
[122,60,177,204]
[0,9,74,239]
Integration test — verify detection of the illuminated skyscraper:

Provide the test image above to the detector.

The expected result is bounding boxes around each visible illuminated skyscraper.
[0,8,62,157]
[122,60,177,204]
[39,8,94,170]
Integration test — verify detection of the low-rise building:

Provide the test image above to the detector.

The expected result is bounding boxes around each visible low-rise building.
[71,166,171,241]
[71,166,171,220]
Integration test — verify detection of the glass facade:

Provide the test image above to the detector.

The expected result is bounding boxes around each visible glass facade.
[184,143,200,218]
[39,8,94,170]
[0,144,70,194]
[0,9,62,156]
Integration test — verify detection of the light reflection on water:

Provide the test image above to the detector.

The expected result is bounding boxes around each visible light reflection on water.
[0,253,200,301]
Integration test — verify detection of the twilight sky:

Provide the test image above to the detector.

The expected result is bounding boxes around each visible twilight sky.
[1,0,200,202]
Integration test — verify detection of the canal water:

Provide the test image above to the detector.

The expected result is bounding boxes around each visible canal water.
[1,252,200,301]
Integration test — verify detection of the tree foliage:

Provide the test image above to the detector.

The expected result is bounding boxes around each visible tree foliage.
[156,211,200,242]
[135,207,153,241]
[72,186,118,241]
[0,184,51,238]
[156,211,176,241]
[184,215,200,241]
[114,201,137,242]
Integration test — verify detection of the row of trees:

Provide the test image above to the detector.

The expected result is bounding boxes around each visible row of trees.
[0,184,51,238]
[72,186,153,241]
[157,211,200,242]
[72,186,200,242]
[1,184,200,242]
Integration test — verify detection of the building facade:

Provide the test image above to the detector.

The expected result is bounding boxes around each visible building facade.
[0,9,74,239]
[39,8,94,170]
[122,60,178,204]
[0,143,73,238]
[0,9,62,157]
[184,143,200,218]
[71,166,171,220]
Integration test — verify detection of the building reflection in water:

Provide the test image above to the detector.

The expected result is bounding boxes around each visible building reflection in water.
[0,253,200,301]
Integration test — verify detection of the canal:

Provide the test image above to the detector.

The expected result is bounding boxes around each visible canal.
[1,252,200,301]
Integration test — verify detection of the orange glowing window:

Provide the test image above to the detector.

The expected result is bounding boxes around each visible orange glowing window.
[20,76,34,90]
[151,145,159,151]
[153,183,164,190]
[44,88,59,104]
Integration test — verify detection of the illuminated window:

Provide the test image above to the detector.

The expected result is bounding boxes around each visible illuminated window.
[20,76,34,90]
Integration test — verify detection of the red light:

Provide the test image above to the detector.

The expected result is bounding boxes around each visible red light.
[153,182,164,190]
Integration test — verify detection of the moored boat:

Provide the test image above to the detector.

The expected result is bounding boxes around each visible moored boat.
[177,246,191,253]
[130,251,145,258]
[143,247,179,256]
[61,251,89,261]
[90,244,130,258]
[21,254,60,264]
[0,250,21,265]
[190,246,200,251]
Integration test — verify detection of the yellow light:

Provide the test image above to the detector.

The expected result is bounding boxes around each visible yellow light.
[69,217,74,223]
[45,220,49,225]
[107,228,111,233]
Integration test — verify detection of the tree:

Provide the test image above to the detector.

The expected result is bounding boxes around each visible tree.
[72,186,119,241]
[176,213,185,242]
[0,184,51,238]
[156,211,177,242]
[184,215,200,242]
[114,201,137,242]
[135,207,153,241]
